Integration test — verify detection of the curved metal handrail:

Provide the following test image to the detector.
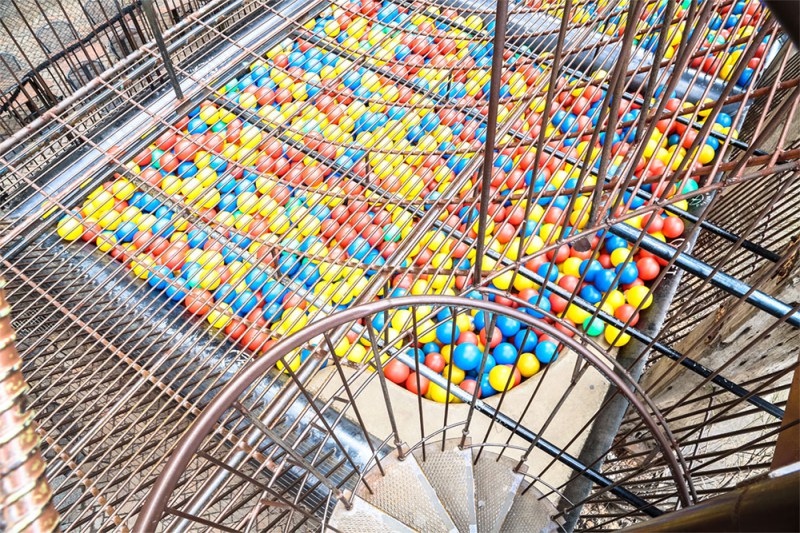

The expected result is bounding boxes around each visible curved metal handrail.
[135,295,694,531]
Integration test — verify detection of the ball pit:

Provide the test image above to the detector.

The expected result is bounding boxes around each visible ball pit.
[56,0,755,403]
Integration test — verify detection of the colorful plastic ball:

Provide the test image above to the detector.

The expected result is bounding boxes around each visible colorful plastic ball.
[436,322,460,344]
[594,269,619,292]
[492,342,518,365]
[582,316,605,337]
[147,266,173,290]
[513,329,538,352]
[383,359,410,384]
[495,315,521,337]
[626,285,654,309]
[406,372,430,396]
[488,365,516,392]
[428,381,459,403]
[604,325,631,347]
[425,352,446,373]
[453,342,482,371]
[616,263,639,285]
[57,215,84,241]
[479,373,497,398]
[442,364,466,385]
[459,379,479,397]
[579,259,603,283]
[535,341,558,364]
[516,352,541,378]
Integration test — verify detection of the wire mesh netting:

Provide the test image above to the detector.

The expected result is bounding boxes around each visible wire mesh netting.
[0,0,797,531]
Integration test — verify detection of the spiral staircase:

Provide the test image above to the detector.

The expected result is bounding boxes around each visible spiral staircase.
[328,441,559,533]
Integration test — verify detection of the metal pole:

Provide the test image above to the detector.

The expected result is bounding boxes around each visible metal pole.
[609,223,800,328]
[474,0,510,287]
[141,0,183,100]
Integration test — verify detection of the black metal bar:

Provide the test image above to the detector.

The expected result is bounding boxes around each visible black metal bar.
[610,223,800,328]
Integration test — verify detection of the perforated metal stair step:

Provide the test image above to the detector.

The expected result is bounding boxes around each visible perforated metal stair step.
[473,451,524,533]
[499,481,561,533]
[327,495,418,533]
[357,450,458,533]
[413,439,478,533]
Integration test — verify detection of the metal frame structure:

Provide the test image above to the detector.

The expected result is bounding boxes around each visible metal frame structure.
[0,0,797,530]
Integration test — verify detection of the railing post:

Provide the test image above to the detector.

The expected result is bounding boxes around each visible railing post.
[141,0,184,99]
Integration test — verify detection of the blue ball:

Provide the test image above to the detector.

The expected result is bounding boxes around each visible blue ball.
[453,343,483,371]
[423,342,440,355]
[536,262,560,283]
[535,341,558,364]
[245,268,270,291]
[580,284,603,304]
[604,235,628,253]
[261,281,286,306]
[594,269,619,292]
[148,266,173,290]
[347,237,371,260]
[513,329,538,352]
[215,283,240,305]
[496,315,521,337]
[166,280,188,301]
[493,342,518,365]
[231,290,258,316]
[479,373,497,398]
[616,262,639,285]
[188,229,209,248]
[524,293,550,318]
[115,221,138,243]
[371,312,386,332]
[187,117,208,134]
[436,322,460,344]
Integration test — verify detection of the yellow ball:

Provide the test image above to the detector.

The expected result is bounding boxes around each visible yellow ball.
[111,179,136,200]
[98,210,122,230]
[604,325,631,347]
[517,352,541,377]
[57,215,83,241]
[442,365,465,385]
[347,343,368,364]
[488,365,516,392]
[565,304,591,325]
[428,381,459,403]
[625,286,653,309]
[610,248,631,267]
[605,290,626,310]
[561,256,583,277]
[207,304,233,328]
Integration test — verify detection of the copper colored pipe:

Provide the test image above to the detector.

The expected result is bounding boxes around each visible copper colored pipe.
[0,278,59,533]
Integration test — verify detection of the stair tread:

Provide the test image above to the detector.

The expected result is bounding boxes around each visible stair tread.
[358,451,458,533]
[327,495,418,533]
[500,482,561,533]
[473,451,524,533]
[413,439,477,533]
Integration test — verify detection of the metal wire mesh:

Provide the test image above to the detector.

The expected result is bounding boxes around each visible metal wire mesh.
[0,0,797,530]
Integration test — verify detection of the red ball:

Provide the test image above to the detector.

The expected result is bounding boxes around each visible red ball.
[406,372,430,395]
[185,289,213,315]
[459,379,478,397]
[384,359,411,384]
[662,216,685,239]
[425,353,446,373]
[615,304,640,326]
[636,256,660,281]
[480,326,503,349]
